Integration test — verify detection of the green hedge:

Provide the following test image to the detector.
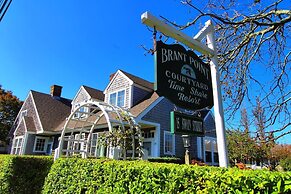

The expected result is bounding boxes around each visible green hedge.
[280,157,291,171]
[43,158,291,194]
[148,157,183,164]
[0,155,53,194]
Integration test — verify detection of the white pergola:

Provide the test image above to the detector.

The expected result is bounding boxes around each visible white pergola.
[54,99,143,160]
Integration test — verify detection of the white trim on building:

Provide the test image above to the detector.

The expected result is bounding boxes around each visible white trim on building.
[203,136,218,166]
[164,131,175,156]
[135,119,161,157]
[11,135,24,155]
[33,136,49,153]
[30,92,45,133]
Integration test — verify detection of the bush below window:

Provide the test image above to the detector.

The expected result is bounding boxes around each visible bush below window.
[43,158,291,193]
[0,155,53,194]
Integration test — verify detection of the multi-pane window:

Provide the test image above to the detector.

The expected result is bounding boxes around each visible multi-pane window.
[34,137,46,152]
[116,90,125,107]
[73,133,85,152]
[204,138,218,165]
[90,133,98,156]
[109,90,125,107]
[12,136,23,155]
[205,139,212,163]
[109,93,117,105]
[164,131,174,155]
[142,130,155,138]
[213,140,219,163]
[74,106,88,119]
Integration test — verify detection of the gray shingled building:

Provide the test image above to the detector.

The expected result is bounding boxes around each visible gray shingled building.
[9,70,218,165]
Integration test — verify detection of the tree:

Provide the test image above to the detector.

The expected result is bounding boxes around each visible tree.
[226,128,257,165]
[270,144,291,161]
[0,85,22,144]
[240,108,250,134]
[253,97,266,142]
[252,97,276,163]
[271,144,291,171]
[162,0,290,141]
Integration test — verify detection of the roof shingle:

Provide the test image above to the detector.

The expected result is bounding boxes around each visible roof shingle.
[23,116,36,132]
[31,90,72,132]
[120,70,154,90]
[82,85,104,101]
[130,92,160,117]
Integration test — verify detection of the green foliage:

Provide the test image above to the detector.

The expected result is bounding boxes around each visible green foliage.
[43,158,291,194]
[227,129,257,164]
[148,157,182,164]
[0,155,13,193]
[0,155,53,194]
[280,157,291,172]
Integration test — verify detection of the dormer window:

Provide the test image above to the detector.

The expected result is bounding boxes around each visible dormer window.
[109,93,117,105]
[73,106,88,119]
[109,90,125,107]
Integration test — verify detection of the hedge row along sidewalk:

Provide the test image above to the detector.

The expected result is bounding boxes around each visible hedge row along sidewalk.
[0,155,53,194]
[43,158,291,194]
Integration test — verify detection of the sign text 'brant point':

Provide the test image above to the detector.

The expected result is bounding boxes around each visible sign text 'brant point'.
[155,41,213,110]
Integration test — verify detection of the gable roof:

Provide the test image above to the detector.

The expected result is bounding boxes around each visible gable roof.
[82,85,104,101]
[23,116,36,132]
[130,92,160,117]
[119,70,154,90]
[203,111,215,132]
[31,90,72,132]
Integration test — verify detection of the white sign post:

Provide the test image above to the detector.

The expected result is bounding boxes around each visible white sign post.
[141,11,229,167]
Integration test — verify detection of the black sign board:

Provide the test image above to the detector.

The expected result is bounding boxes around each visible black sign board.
[155,41,213,110]
[170,111,205,136]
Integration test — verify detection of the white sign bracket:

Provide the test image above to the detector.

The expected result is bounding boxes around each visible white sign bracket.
[141,11,229,167]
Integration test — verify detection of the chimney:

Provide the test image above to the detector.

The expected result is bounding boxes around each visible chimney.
[109,73,115,81]
[50,85,62,97]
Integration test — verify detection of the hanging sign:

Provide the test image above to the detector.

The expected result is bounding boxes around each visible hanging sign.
[155,41,213,110]
[170,111,204,136]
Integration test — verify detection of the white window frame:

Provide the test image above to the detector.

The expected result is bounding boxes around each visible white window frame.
[12,136,24,155]
[108,89,126,107]
[33,136,48,153]
[109,92,117,105]
[164,131,175,155]
[73,133,85,153]
[141,129,155,139]
[197,137,202,159]
[203,137,218,166]
[73,106,89,119]
[90,133,99,156]
[142,129,155,157]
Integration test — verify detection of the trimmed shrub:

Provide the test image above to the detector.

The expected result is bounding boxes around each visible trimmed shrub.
[280,157,291,171]
[148,157,183,164]
[0,155,13,193]
[43,158,291,194]
[0,155,53,194]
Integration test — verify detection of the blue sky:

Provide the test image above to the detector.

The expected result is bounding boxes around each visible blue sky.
[1,0,194,101]
[1,1,290,144]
